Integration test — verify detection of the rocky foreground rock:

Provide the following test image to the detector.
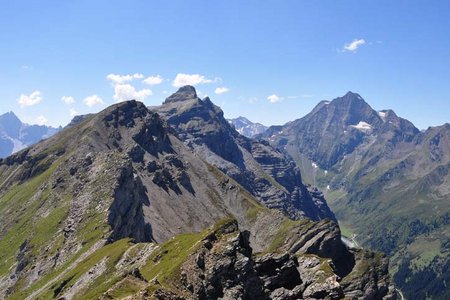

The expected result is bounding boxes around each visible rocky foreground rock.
[148,219,397,300]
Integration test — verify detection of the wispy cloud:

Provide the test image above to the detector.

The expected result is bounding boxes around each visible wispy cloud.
[214,87,229,95]
[61,96,75,105]
[113,84,152,102]
[18,90,42,107]
[84,95,104,107]
[106,73,144,85]
[267,94,282,103]
[172,73,216,88]
[343,38,366,52]
[143,75,163,85]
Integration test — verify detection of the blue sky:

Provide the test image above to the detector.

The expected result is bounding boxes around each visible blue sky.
[1,1,450,129]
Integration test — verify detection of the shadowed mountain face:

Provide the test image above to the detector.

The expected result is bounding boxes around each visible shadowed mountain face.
[227,116,268,138]
[0,112,61,158]
[153,86,336,222]
[0,98,396,299]
[261,92,450,299]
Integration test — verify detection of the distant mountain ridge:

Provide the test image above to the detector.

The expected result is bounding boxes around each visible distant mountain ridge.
[260,91,450,299]
[0,111,61,158]
[227,116,268,138]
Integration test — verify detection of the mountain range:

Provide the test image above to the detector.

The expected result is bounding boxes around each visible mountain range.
[0,112,61,158]
[0,87,397,299]
[259,91,450,299]
[227,116,268,138]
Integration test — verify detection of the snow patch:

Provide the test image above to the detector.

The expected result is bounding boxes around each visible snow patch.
[324,170,328,175]
[350,121,373,132]
[327,185,330,190]
[12,138,26,153]
[378,111,387,122]
[312,162,318,169]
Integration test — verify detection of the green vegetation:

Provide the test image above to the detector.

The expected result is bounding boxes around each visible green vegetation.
[341,250,384,284]
[39,239,132,299]
[141,232,203,284]
[141,218,234,291]
[338,222,355,238]
[103,276,147,299]
[0,161,60,277]
[267,218,312,253]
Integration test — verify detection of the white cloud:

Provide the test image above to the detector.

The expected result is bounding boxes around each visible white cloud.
[267,94,282,103]
[84,95,104,107]
[343,38,366,52]
[143,75,163,85]
[61,96,75,105]
[69,108,78,117]
[18,90,42,107]
[113,84,152,102]
[36,115,48,125]
[214,87,229,95]
[172,73,214,87]
[106,73,144,84]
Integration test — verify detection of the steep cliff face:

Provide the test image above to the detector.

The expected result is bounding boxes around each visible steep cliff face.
[153,86,335,222]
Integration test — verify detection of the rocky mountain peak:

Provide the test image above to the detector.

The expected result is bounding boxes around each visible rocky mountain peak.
[227,116,268,138]
[343,91,363,100]
[0,111,61,158]
[331,92,380,124]
[100,100,148,124]
[164,85,198,104]
[155,93,336,221]
[0,111,22,138]
[0,111,20,122]
[66,114,94,128]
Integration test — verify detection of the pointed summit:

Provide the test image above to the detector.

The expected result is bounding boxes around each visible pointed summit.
[343,91,363,99]
[164,85,198,104]
[0,111,22,134]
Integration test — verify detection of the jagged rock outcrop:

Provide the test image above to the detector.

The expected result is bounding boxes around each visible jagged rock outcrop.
[153,220,397,300]
[153,86,336,222]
